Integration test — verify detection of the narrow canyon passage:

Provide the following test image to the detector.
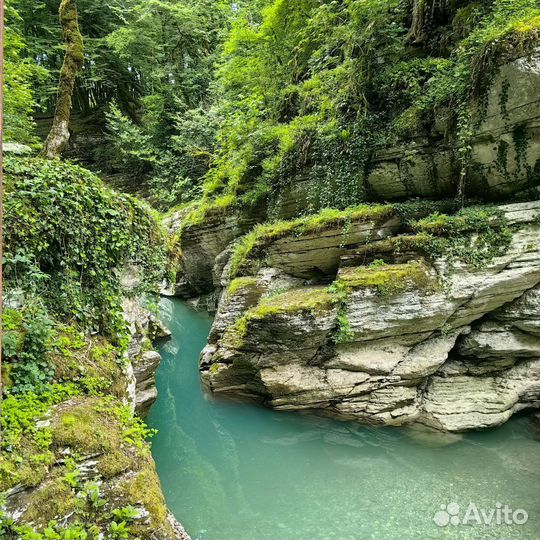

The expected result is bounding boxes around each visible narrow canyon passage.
[149,298,540,540]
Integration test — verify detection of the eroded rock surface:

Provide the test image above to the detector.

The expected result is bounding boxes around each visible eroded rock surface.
[365,49,540,201]
[201,201,540,432]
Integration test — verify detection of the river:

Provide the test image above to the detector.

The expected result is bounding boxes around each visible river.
[148,297,540,540]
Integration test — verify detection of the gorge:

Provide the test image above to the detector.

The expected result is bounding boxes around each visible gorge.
[149,297,540,540]
[1,0,539,539]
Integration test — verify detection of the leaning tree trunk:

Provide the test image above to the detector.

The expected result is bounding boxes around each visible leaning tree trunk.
[41,0,83,159]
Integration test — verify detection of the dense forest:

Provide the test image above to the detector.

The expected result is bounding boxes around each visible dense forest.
[6,0,538,207]
[1,0,539,538]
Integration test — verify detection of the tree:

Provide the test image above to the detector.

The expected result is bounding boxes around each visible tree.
[41,0,83,158]
[3,0,40,143]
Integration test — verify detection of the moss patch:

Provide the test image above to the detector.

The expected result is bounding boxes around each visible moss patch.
[410,206,513,268]
[0,384,80,492]
[52,330,126,398]
[114,468,174,536]
[227,276,260,297]
[225,286,336,348]
[97,449,138,479]
[51,398,122,455]
[335,261,435,297]
[21,473,78,527]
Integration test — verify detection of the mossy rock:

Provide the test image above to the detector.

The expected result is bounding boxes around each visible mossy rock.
[229,203,396,277]
[52,330,127,398]
[336,261,436,297]
[110,467,176,538]
[51,398,123,455]
[225,286,336,348]
[20,473,78,528]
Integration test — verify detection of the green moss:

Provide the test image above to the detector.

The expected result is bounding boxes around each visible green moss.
[410,206,513,268]
[21,474,78,527]
[52,333,125,398]
[250,287,335,317]
[227,276,259,297]
[51,398,121,454]
[0,384,81,491]
[116,468,174,536]
[226,286,336,348]
[209,363,221,375]
[229,203,395,277]
[335,262,434,297]
[412,206,501,235]
[181,194,236,231]
[97,450,137,479]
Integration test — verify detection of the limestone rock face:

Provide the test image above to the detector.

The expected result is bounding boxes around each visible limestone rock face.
[468,49,540,198]
[366,144,458,201]
[201,201,540,432]
[2,397,189,540]
[258,216,400,279]
[123,297,171,416]
[364,49,540,201]
[166,205,264,296]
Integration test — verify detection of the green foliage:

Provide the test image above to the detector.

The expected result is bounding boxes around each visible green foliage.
[3,1,45,143]
[111,506,140,522]
[333,314,354,345]
[1,384,80,451]
[0,513,105,540]
[82,483,106,510]
[108,521,129,539]
[10,0,141,117]
[1,306,54,394]
[93,0,229,208]
[109,402,158,449]
[411,205,513,267]
[200,0,539,212]
[4,156,166,340]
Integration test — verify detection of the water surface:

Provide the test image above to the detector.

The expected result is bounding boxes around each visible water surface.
[149,298,540,540]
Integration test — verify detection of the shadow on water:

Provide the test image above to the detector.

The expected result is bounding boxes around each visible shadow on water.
[148,298,540,540]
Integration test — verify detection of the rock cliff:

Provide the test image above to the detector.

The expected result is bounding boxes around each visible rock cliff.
[1,295,188,540]
[199,201,539,432]
[162,48,540,434]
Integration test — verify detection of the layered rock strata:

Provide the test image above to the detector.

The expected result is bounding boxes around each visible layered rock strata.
[200,201,540,432]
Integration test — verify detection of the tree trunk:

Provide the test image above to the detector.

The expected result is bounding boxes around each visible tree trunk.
[41,0,84,159]
[406,0,427,45]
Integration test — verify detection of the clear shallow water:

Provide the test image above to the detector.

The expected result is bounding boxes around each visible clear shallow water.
[148,298,540,540]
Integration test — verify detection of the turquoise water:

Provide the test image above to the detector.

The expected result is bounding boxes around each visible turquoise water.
[148,298,540,540]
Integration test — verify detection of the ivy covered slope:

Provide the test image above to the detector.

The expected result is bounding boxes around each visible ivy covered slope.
[162,0,540,432]
[0,157,186,540]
